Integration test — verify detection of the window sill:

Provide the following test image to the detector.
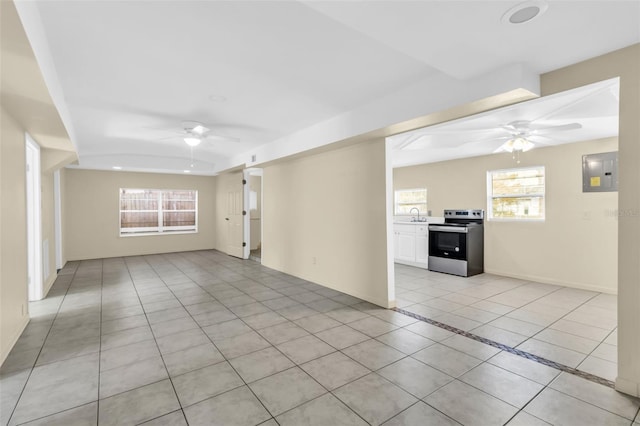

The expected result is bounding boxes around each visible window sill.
[120,230,198,237]
[487,218,545,223]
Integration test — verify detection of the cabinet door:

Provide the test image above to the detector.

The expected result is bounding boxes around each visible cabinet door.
[393,232,401,260]
[415,234,429,264]
[397,232,416,262]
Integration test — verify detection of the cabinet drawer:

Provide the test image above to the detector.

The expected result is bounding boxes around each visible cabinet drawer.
[415,225,428,235]
[394,224,416,233]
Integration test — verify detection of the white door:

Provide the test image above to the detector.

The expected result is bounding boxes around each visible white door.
[224,172,245,258]
[26,134,43,301]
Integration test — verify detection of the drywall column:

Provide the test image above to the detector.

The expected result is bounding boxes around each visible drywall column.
[262,138,391,307]
[0,107,30,365]
[542,44,640,396]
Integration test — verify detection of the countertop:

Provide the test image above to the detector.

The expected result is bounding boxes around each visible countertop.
[393,217,444,225]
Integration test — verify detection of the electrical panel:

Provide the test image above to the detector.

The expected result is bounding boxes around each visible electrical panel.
[582,151,618,192]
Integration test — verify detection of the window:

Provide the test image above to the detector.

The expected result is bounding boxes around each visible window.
[120,188,197,236]
[487,167,545,220]
[395,188,427,216]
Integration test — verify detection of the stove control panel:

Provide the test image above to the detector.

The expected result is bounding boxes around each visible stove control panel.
[444,209,484,219]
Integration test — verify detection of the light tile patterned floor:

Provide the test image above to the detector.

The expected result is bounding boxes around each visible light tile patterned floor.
[395,264,621,382]
[0,252,638,425]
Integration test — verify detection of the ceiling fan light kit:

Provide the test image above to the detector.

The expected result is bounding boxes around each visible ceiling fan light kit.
[184,136,202,147]
[500,137,535,153]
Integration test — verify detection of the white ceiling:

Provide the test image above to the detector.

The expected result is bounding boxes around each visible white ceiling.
[15,1,640,175]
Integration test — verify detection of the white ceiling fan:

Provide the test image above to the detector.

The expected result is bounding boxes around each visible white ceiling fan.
[492,120,582,154]
[396,119,582,158]
[177,121,240,147]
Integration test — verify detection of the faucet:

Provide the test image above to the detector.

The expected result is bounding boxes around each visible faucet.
[409,207,420,222]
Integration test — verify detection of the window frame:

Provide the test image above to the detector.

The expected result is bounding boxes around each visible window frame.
[394,188,428,216]
[486,166,545,222]
[119,188,198,237]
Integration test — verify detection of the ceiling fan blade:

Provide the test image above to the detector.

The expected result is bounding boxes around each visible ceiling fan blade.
[532,123,582,135]
[204,133,240,143]
[156,135,181,141]
[414,127,502,135]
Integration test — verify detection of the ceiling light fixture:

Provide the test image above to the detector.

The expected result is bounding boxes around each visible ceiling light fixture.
[184,136,201,147]
[499,137,535,164]
[500,137,535,153]
[501,1,548,25]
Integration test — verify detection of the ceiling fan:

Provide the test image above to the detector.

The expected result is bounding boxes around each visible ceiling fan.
[396,119,582,162]
[162,120,240,147]
[492,120,582,154]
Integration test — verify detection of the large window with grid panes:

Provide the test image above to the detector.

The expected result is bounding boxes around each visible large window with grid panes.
[119,188,198,236]
[487,166,545,221]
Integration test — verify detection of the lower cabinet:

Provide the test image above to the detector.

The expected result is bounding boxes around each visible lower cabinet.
[393,224,429,268]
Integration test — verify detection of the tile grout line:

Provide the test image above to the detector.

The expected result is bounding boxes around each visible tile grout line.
[121,256,191,424]
[96,259,104,425]
[5,264,79,426]
[151,252,281,424]
[515,288,611,365]
[162,252,376,425]
[392,307,616,389]
[176,252,382,425]
[401,272,617,372]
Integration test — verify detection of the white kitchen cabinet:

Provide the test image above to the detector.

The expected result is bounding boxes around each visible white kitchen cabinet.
[415,225,429,264]
[397,231,416,263]
[393,223,429,268]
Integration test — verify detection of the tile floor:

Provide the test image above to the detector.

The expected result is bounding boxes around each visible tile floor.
[395,264,620,382]
[0,251,637,426]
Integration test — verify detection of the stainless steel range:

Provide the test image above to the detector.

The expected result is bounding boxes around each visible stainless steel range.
[428,209,484,277]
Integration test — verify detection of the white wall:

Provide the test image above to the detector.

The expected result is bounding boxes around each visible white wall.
[262,139,391,307]
[395,138,618,293]
[63,169,217,260]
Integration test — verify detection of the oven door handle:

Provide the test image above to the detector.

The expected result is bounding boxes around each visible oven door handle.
[428,226,468,233]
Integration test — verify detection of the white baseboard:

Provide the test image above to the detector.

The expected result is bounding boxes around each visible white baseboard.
[484,268,617,295]
[615,376,640,397]
[394,259,429,269]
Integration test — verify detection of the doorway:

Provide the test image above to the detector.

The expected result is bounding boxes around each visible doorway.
[25,134,43,301]
[244,168,263,262]
[219,171,245,259]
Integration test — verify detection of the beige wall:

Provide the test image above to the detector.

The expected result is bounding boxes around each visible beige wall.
[63,169,217,260]
[395,138,619,293]
[0,107,29,365]
[262,139,391,307]
[540,44,640,397]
